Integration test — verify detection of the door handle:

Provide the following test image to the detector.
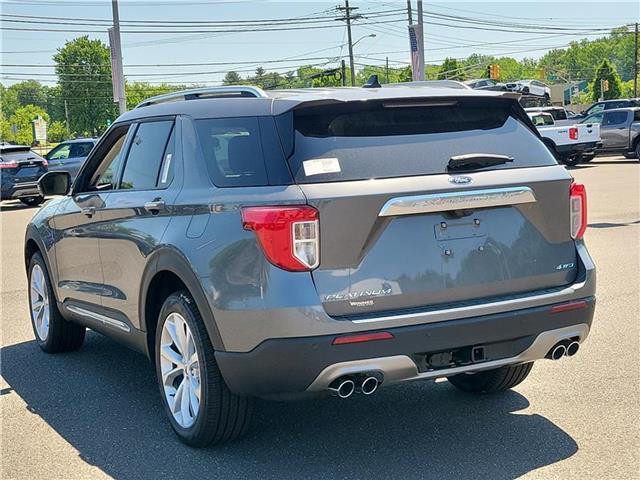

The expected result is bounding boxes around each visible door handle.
[144,199,166,214]
[81,206,96,217]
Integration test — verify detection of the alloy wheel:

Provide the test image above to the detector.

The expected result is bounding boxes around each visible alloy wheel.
[30,264,50,341]
[160,312,201,428]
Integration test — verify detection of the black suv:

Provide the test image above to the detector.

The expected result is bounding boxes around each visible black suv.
[1,144,48,206]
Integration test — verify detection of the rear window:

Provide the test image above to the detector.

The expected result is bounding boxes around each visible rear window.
[0,150,43,163]
[283,99,556,183]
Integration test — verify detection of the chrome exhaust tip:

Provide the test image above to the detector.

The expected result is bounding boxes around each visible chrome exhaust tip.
[565,341,580,357]
[328,378,355,399]
[360,376,379,395]
[549,344,567,360]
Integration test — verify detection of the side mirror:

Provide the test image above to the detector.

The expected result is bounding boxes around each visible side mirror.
[39,171,71,197]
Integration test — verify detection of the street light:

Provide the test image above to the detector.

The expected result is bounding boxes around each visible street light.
[346,33,376,86]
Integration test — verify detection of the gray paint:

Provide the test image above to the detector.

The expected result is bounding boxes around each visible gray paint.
[25,86,596,365]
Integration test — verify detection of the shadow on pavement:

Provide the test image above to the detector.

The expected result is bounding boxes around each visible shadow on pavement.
[0,201,39,212]
[2,333,578,480]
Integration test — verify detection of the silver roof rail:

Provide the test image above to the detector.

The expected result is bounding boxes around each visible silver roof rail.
[135,86,268,108]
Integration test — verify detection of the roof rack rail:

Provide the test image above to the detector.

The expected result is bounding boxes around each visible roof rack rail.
[135,85,268,108]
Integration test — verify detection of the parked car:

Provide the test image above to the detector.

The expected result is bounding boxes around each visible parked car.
[527,111,601,166]
[575,98,640,120]
[26,85,595,447]
[515,80,551,98]
[525,106,574,124]
[45,138,96,181]
[0,144,48,206]
[579,107,640,159]
[465,78,508,91]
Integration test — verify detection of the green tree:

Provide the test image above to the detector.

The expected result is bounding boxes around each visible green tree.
[124,82,193,110]
[591,59,623,101]
[437,58,466,81]
[47,121,71,142]
[54,36,117,135]
[8,105,49,145]
[0,84,21,118]
[223,71,242,85]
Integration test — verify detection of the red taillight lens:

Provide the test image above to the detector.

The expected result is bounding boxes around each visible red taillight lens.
[0,160,19,169]
[332,331,394,345]
[550,300,587,314]
[242,205,319,271]
[570,183,587,239]
[569,127,578,140]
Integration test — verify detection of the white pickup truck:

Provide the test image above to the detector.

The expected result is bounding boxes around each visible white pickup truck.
[527,111,601,166]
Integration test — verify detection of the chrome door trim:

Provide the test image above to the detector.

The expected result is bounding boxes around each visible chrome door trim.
[378,186,536,217]
[66,304,131,332]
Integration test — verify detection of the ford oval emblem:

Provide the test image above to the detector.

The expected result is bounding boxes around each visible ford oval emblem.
[449,175,473,185]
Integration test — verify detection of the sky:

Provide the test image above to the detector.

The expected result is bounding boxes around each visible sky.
[1,0,639,87]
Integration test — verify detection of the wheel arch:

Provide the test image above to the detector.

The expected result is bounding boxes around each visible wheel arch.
[140,247,225,360]
[24,226,60,303]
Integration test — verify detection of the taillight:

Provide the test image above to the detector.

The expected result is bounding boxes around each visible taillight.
[242,205,319,271]
[569,127,578,140]
[0,160,18,169]
[332,331,394,345]
[570,183,587,239]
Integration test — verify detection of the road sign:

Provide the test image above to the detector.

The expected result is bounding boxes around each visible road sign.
[32,116,47,143]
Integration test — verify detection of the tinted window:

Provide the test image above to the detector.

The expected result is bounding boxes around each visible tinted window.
[284,99,556,183]
[120,121,173,190]
[92,128,130,190]
[550,109,567,120]
[634,110,640,122]
[0,150,44,163]
[195,117,268,187]
[582,112,603,125]
[531,114,554,126]
[602,111,628,126]
[606,101,628,110]
[69,142,94,158]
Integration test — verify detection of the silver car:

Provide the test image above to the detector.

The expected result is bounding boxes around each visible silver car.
[26,85,595,446]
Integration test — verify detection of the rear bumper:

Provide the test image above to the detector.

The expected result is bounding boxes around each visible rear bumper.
[0,182,40,200]
[216,298,595,396]
[555,141,599,155]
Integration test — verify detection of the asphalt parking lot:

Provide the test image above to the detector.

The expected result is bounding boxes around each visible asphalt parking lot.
[1,156,638,480]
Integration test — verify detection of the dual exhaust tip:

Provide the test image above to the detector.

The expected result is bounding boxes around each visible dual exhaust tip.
[328,375,380,398]
[548,340,580,360]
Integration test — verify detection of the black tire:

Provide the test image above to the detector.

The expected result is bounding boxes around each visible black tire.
[154,291,253,447]
[636,141,640,160]
[447,362,533,394]
[28,252,85,353]
[581,154,595,162]
[623,152,637,159]
[20,196,45,207]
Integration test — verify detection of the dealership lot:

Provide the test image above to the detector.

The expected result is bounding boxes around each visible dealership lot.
[1,156,638,480]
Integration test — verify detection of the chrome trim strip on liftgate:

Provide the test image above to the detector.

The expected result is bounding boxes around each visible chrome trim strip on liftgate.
[378,186,536,217]
[66,305,131,333]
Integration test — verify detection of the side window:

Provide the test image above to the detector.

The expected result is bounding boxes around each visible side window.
[119,120,174,191]
[195,117,268,187]
[90,126,131,190]
[602,111,628,126]
[70,142,94,157]
[587,103,604,115]
[634,110,640,122]
[556,109,567,120]
[583,112,604,124]
[49,144,71,160]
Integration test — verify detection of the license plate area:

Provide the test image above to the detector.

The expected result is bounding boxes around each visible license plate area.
[434,217,487,241]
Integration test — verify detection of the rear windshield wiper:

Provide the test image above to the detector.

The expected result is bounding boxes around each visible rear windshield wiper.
[447,154,514,171]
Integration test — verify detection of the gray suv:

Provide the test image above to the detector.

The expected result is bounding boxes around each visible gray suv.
[25,85,596,446]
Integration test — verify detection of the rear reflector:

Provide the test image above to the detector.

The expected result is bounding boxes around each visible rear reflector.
[242,205,319,271]
[550,300,587,314]
[570,183,587,239]
[332,331,394,345]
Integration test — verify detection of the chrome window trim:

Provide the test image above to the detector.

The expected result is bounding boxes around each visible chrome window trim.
[378,186,536,217]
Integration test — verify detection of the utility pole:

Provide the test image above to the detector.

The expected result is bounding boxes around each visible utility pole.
[385,56,389,83]
[337,1,359,87]
[407,0,413,24]
[64,99,70,132]
[341,59,346,86]
[417,0,425,80]
[634,22,638,97]
[110,0,126,114]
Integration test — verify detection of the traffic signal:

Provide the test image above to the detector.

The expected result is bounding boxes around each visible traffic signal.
[488,64,500,80]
